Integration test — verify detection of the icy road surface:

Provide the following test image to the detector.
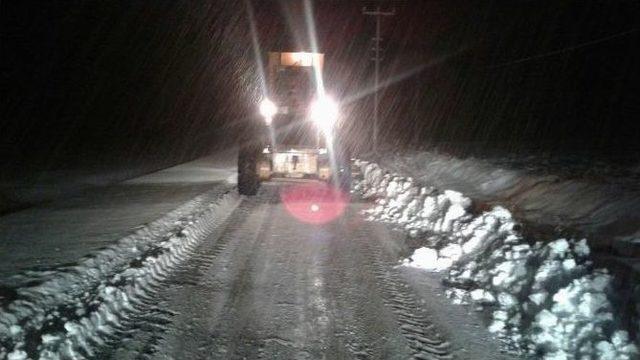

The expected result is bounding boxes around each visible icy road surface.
[100,183,509,360]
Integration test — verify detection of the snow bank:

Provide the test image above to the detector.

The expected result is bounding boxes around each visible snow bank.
[354,160,638,359]
[0,189,240,359]
[377,151,640,240]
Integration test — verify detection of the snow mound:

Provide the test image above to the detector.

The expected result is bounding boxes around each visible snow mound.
[376,150,640,239]
[0,189,239,359]
[354,159,638,359]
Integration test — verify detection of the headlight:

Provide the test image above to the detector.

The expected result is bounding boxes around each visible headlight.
[259,98,277,122]
[309,96,339,133]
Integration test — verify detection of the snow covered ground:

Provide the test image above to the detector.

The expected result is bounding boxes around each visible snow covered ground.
[0,151,510,359]
[0,154,237,277]
[0,160,169,215]
[354,158,639,359]
[3,146,637,359]
[376,150,640,245]
[0,149,238,215]
[0,154,238,358]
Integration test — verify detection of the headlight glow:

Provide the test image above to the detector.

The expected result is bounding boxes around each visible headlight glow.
[309,96,339,133]
[259,98,277,122]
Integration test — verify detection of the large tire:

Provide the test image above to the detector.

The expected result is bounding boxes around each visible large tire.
[238,145,260,195]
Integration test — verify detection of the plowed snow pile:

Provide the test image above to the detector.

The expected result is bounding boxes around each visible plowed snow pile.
[0,189,239,359]
[376,151,640,241]
[354,160,639,359]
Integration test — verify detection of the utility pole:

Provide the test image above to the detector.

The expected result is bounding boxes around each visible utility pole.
[363,5,395,154]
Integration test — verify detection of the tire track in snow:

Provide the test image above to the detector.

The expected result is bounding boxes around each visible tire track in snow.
[98,195,254,359]
[149,189,277,360]
[213,194,285,360]
[359,239,453,360]
[323,232,385,359]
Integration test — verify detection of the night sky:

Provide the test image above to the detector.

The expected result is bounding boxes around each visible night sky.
[2,1,639,174]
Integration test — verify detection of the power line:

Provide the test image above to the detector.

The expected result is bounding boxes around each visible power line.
[362,6,395,154]
[490,28,638,69]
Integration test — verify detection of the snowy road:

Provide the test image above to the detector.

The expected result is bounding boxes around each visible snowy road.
[0,159,635,360]
[96,182,508,360]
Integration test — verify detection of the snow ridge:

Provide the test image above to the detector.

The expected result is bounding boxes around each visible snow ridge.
[377,150,640,238]
[0,188,240,359]
[354,160,638,360]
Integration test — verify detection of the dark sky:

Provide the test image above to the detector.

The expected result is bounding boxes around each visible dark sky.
[2,1,639,172]
[377,1,639,157]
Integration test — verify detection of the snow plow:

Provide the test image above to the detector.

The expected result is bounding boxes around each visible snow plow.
[238,51,351,195]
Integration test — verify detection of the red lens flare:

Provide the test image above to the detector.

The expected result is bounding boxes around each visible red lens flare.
[280,183,348,224]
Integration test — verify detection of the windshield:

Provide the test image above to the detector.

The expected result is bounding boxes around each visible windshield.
[274,66,314,113]
[273,66,318,147]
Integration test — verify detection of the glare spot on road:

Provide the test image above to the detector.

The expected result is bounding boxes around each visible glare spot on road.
[280,183,348,224]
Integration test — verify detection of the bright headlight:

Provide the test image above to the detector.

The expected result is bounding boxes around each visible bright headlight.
[259,98,277,122]
[309,96,339,133]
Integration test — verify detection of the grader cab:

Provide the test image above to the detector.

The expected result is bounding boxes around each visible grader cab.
[237,51,351,195]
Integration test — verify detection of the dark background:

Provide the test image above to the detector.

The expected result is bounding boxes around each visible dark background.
[2,0,639,175]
